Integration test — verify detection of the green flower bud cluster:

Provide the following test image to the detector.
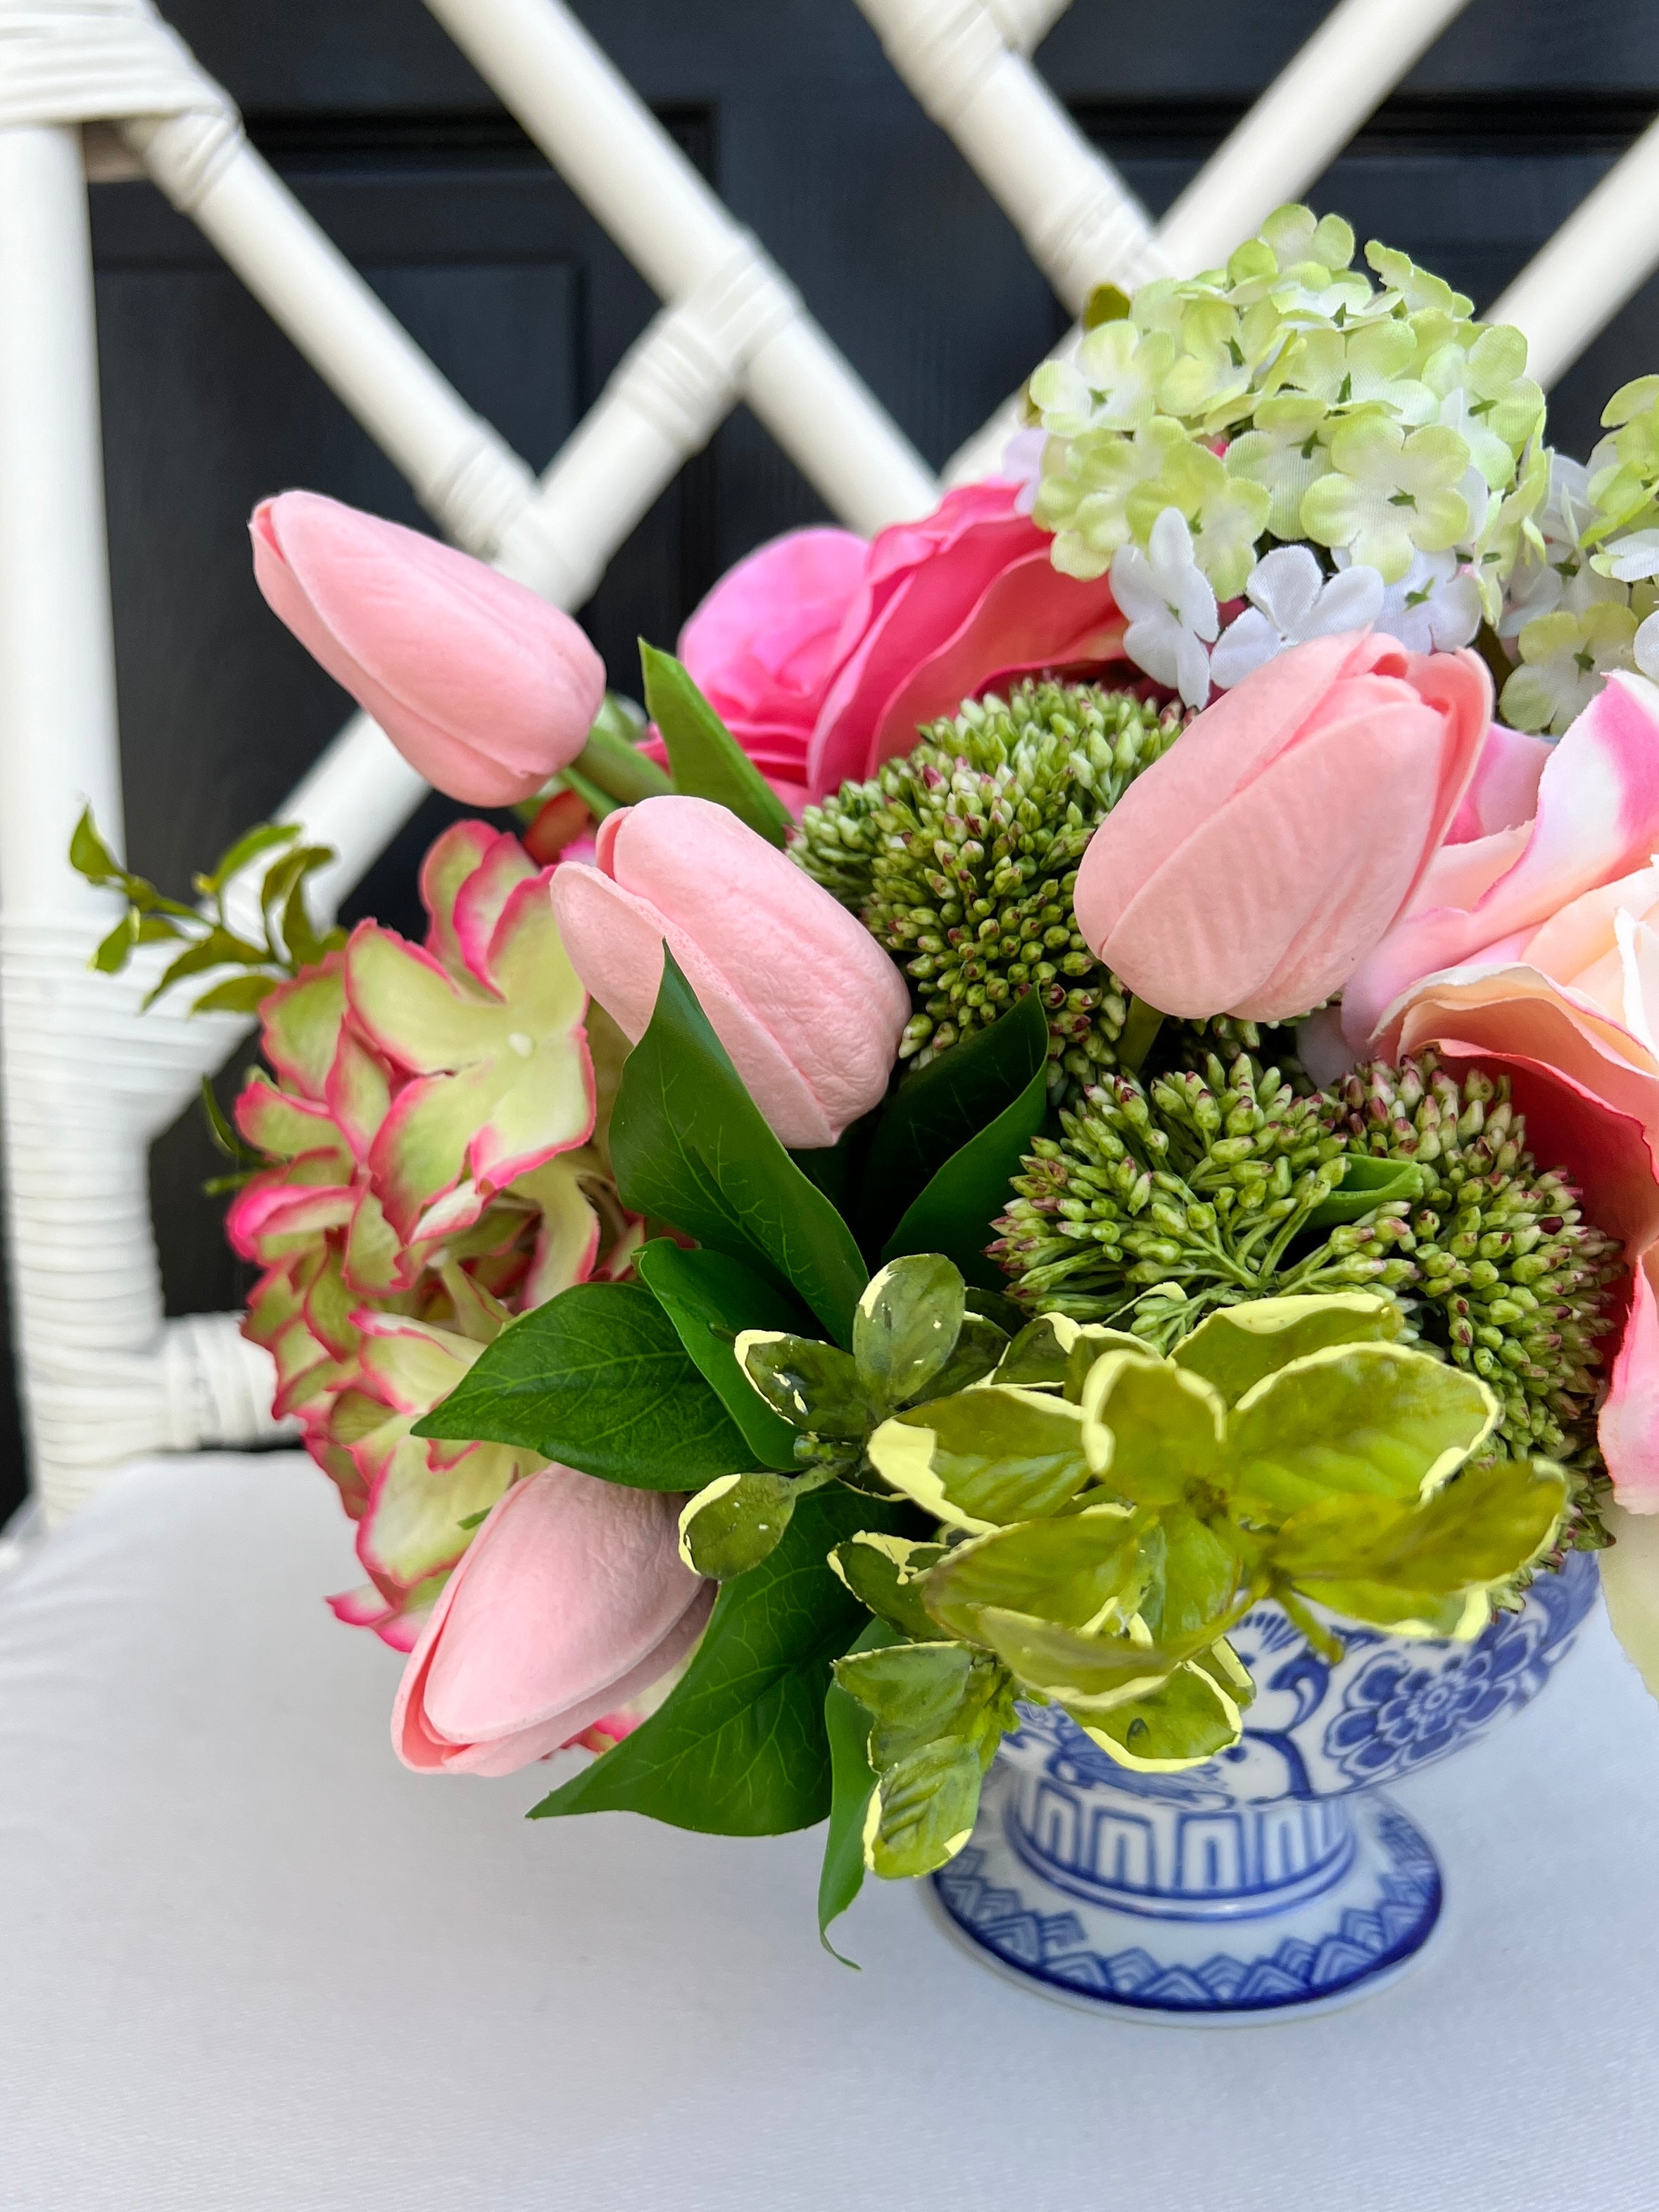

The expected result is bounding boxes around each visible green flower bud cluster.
[994,1051,1622,1470]
[792,678,1187,1093]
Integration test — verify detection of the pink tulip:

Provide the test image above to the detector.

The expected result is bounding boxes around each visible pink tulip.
[806,481,1128,797]
[251,490,605,807]
[550,794,910,1149]
[393,1467,714,1777]
[1345,671,1659,1048]
[1071,631,1491,1024]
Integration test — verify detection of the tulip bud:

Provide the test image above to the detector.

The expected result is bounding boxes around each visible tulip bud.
[393,1468,713,1776]
[251,490,605,807]
[1072,630,1491,1024]
[550,795,911,1149]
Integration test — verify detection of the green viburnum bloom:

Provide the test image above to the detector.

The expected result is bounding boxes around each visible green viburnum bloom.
[1365,240,1475,320]
[828,1286,1568,1862]
[1474,438,1551,625]
[792,679,1187,1086]
[1499,602,1639,735]
[1582,377,1659,545]
[1157,294,1287,432]
[994,1051,1622,1474]
[1030,319,1176,435]
[1123,425,1272,595]
[1300,413,1472,581]
[1270,317,1434,422]
[1223,394,1333,541]
[1032,419,1171,579]
[1420,323,1545,491]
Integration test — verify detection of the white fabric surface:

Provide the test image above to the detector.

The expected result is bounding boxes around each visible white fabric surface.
[0,1453,1655,2211]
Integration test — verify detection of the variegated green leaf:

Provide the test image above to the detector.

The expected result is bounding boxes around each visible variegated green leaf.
[1075,1655,1244,1773]
[852,1254,966,1408]
[863,1736,985,1878]
[865,1385,1090,1533]
[736,1331,873,1439]
[828,1533,946,1640]
[677,1471,803,1579]
[1171,1293,1406,1407]
[1079,1352,1228,1505]
[919,1503,1148,1642]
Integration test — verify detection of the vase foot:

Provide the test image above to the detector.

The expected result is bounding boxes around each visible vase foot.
[928,1765,1443,2024]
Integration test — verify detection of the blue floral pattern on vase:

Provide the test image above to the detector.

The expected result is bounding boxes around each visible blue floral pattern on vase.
[931,1550,1599,2021]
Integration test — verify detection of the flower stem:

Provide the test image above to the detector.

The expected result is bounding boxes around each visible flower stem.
[1116,996,1168,1077]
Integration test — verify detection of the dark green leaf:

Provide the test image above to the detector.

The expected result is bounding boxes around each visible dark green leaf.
[860,990,1049,1249]
[412,1279,748,1488]
[610,949,868,1346]
[881,1049,1049,1290]
[531,1486,906,1834]
[633,1240,804,1470]
[199,1075,260,1164]
[1306,1153,1425,1230]
[819,1617,899,1964]
[640,642,793,847]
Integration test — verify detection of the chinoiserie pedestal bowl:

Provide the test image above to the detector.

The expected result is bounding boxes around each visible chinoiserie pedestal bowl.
[931,1549,1599,2024]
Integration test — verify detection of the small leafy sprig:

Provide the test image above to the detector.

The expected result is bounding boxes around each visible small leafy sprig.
[70,811,345,1014]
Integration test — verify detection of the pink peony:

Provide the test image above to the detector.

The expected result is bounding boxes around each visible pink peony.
[251,491,605,806]
[1071,630,1491,1024]
[550,794,909,1149]
[674,483,1128,803]
[393,1467,713,1776]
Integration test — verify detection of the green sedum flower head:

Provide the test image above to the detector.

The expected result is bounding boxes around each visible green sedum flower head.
[994,1051,1622,1471]
[792,679,1187,1092]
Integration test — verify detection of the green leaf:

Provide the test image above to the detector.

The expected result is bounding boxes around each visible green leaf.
[91,911,139,975]
[860,990,1048,1249]
[1172,1293,1406,1406]
[926,1313,1011,1397]
[1305,1153,1426,1230]
[1271,1455,1568,1627]
[199,1075,260,1165]
[864,1736,986,1879]
[189,973,281,1016]
[819,1617,899,1964]
[197,820,301,895]
[69,805,123,885]
[144,926,272,1009]
[531,1485,904,1835]
[1078,1351,1228,1505]
[677,1471,803,1578]
[611,949,869,1346]
[1075,1657,1244,1773]
[634,1240,804,1470]
[852,1253,966,1408]
[1228,1342,1499,1523]
[412,1280,748,1488]
[881,1047,1049,1290]
[735,1331,873,1439]
[971,1605,1200,1712]
[639,643,792,847]
[921,1503,1147,1642]
[866,1384,1090,1531]
[828,1533,945,1639]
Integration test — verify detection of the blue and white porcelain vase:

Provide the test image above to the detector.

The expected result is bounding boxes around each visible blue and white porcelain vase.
[932,1550,1598,2022]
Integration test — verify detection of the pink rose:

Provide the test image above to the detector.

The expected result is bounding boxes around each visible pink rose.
[251,491,605,807]
[679,526,868,807]
[1345,671,1659,1049]
[673,484,1128,804]
[1071,631,1491,1023]
[805,482,1128,797]
[550,794,909,1149]
[393,1467,713,1777]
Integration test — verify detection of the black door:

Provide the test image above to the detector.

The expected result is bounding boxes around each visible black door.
[3,0,1655,1517]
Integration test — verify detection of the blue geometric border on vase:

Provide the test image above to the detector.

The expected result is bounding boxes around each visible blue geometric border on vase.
[931,1550,1598,2021]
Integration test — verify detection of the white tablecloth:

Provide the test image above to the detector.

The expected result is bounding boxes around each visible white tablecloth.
[0,1453,1655,2211]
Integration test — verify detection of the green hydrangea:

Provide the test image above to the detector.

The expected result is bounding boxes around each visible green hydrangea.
[792,679,1187,1092]
[994,1051,1621,1472]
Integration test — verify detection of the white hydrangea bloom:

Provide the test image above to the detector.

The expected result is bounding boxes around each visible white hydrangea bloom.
[1339,546,1482,654]
[1110,507,1218,710]
[1593,528,1659,583]
[1210,545,1383,690]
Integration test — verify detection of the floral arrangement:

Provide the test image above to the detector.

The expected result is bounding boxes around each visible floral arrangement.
[84,208,1659,1954]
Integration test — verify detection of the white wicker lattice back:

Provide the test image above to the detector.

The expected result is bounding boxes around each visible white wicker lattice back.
[0,0,1654,1520]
